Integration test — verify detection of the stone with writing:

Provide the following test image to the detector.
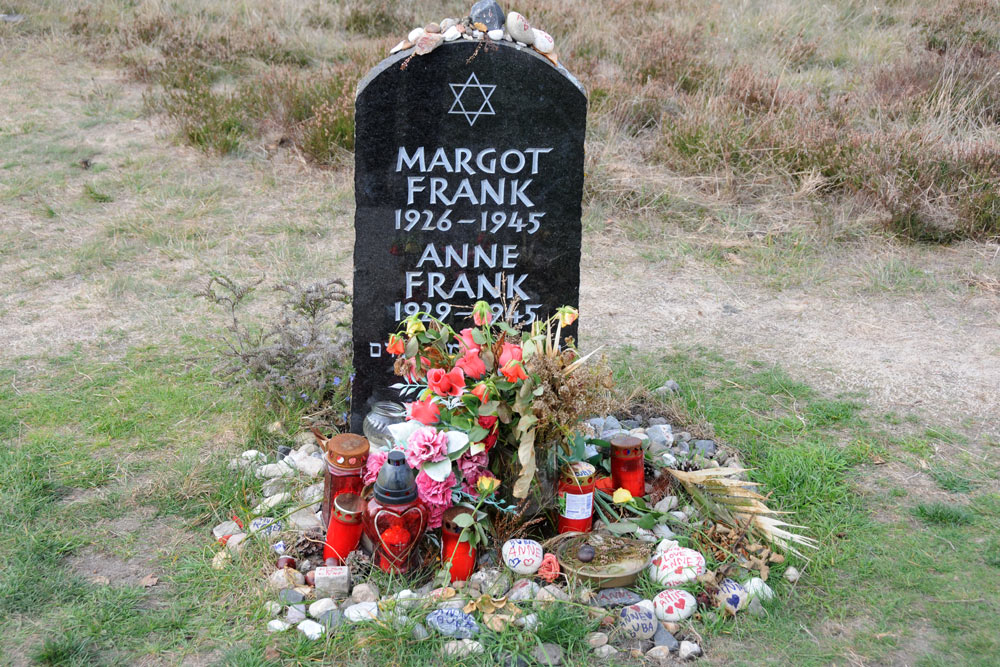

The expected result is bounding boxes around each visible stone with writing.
[351,37,586,429]
[618,603,658,640]
[647,546,706,587]
[653,588,697,622]
[716,578,748,615]
[501,538,544,575]
[594,587,642,608]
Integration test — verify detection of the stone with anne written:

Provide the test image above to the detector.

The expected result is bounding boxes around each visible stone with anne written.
[351,39,587,430]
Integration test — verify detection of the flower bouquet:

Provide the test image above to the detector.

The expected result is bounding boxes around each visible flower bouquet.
[376,301,611,525]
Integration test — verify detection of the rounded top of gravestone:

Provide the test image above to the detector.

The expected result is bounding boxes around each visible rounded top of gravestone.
[357,39,585,101]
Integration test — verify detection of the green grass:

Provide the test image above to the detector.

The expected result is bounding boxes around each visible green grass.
[912,502,976,525]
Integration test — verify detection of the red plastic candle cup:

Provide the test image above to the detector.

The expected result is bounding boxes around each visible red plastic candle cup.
[362,451,428,574]
[557,461,596,534]
[323,493,365,564]
[441,507,477,582]
[610,434,646,497]
[276,555,297,570]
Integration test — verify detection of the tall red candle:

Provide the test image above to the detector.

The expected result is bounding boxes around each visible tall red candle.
[611,434,645,497]
[321,433,369,528]
[557,461,596,534]
[324,493,364,564]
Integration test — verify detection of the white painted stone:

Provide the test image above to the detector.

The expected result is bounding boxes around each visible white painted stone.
[297,619,324,640]
[531,28,555,53]
[618,603,658,640]
[637,599,655,614]
[267,619,290,632]
[501,539,544,575]
[507,578,540,601]
[648,546,706,586]
[505,11,534,43]
[716,578,749,614]
[653,589,697,622]
[344,601,379,623]
[309,598,337,618]
[744,577,775,602]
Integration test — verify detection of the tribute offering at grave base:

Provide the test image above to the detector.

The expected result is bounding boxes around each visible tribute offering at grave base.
[351,39,587,430]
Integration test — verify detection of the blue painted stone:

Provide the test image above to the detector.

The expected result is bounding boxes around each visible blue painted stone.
[618,604,657,640]
[469,0,504,30]
[249,516,283,537]
[426,608,479,638]
[717,578,748,615]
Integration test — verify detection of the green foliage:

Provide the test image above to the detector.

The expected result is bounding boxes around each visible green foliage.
[912,501,976,525]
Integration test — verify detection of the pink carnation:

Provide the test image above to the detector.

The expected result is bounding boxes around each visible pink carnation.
[405,427,449,469]
[415,470,456,529]
[457,450,489,493]
[363,449,389,486]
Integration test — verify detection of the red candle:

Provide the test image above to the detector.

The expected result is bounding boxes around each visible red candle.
[321,434,369,528]
[441,507,477,582]
[557,462,596,534]
[324,493,364,564]
[363,451,428,573]
[611,435,645,497]
[379,524,412,572]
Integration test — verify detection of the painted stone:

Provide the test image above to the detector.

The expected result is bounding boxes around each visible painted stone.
[531,28,555,54]
[717,578,748,615]
[647,546,706,586]
[314,566,351,598]
[501,539,544,575]
[653,589,697,622]
[507,578,540,601]
[248,516,283,538]
[618,603,658,640]
[505,11,534,43]
[426,608,480,638]
[470,0,504,30]
[594,587,642,608]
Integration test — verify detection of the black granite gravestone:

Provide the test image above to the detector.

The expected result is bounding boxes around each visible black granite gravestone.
[351,40,586,431]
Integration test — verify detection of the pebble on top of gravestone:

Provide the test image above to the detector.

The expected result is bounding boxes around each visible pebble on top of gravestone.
[351,5,587,431]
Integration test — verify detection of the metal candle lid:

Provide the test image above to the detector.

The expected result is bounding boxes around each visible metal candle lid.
[373,450,418,504]
[326,434,370,473]
[610,434,643,457]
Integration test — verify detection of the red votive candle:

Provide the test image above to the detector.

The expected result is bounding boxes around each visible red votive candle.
[557,461,596,534]
[441,507,477,582]
[611,434,646,497]
[324,493,365,564]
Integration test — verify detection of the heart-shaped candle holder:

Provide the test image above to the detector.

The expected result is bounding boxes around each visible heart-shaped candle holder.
[363,450,428,573]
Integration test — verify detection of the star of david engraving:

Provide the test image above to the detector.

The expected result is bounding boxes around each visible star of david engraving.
[448,73,496,126]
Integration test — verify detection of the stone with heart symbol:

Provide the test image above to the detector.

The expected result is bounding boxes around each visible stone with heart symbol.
[653,588,697,622]
[647,546,706,586]
[716,578,748,615]
[618,603,658,640]
[501,539,544,575]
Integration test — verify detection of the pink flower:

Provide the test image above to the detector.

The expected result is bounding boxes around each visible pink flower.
[458,450,489,494]
[498,342,523,368]
[456,328,481,354]
[405,427,448,469]
[415,470,456,529]
[363,449,389,486]
[455,350,486,379]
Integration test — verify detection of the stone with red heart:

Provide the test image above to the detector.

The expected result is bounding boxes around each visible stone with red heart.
[501,539,544,575]
[653,588,697,622]
[647,546,706,586]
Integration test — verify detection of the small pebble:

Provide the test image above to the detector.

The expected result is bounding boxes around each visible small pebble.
[679,641,702,660]
[297,619,324,640]
[577,544,595,563]
[784,566,801,583]
[594,645,618,658]
[532,643,563,666]
[586,632,608,648]
[266,619,290,633]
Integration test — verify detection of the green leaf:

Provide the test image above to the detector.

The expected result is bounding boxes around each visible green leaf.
[606,521,638,535]
[405,335,419,357]
[468,425,489,442]
[452,513,475,528]
[472,329,486,344]
[477,401,498,417]
[422,458,453,482]
[635,514,658,530]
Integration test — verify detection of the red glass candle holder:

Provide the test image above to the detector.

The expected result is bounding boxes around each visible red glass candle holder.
[610,434,645,497]
[441,507,477,582]
[321,433,369,527]
[362,451,428,574]
[557,461,596,534]
[324,493,365,564]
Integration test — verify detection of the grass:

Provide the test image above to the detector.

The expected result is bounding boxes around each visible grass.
[912,502,976,525]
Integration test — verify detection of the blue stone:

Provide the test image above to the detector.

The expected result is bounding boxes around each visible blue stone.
[426,608,479,638]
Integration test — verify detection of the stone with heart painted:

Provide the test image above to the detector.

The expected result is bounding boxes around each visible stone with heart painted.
[618,603,658,640]
[647,546,706,586]
[501,539,544,575]
[653,588,697,622]
[716,578,748,615]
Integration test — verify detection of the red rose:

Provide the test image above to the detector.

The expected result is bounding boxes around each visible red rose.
[500,359,528,383]
[455,350,486,380]
[478,415,499,452]
[406,397,441,425]
[471,383,491,403]
[498,342,523,369]
[427,367,465,397]
[386,333,405,356]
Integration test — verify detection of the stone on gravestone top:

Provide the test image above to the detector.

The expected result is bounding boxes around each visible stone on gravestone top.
[351,38,587,431]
